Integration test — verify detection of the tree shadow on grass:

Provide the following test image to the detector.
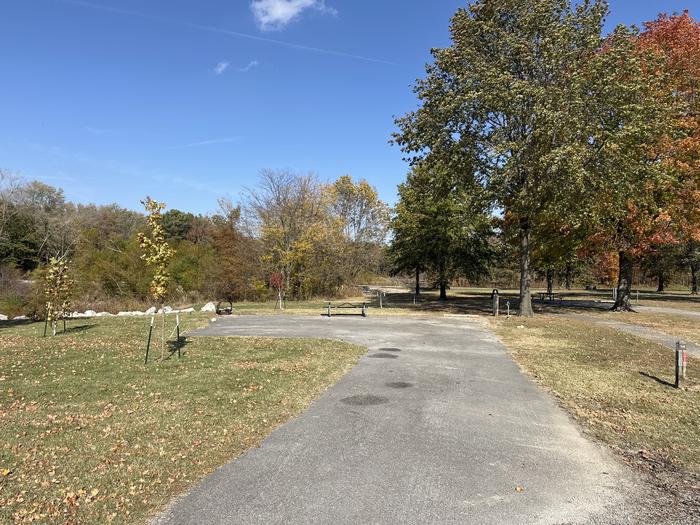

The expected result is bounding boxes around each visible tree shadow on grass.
[639,371,675,388]
[61,324,97,335]
[363,288,700,318]
[165,336,191,360]
[0,319,34,331]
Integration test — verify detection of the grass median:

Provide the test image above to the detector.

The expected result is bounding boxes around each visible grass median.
[0,314,365,524]
[491,316,700,483]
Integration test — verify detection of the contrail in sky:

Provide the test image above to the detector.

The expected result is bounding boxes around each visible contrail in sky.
[165,137,239,150]
[56,0,397,66]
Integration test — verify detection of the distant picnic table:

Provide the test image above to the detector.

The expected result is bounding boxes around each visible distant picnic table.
[325,302,368,317]
[537,291,563,303]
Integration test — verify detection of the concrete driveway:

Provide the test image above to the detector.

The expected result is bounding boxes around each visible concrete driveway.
[153,314,640,525]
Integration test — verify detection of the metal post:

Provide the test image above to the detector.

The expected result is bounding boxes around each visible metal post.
[493,292,499,317]
[176,314,181,358]
[362,304,367,317]
[413,294,416,306]
[636,290,640,305]
[145,316,154,364]
[506,301,510,318]
[379,292,383,309]
[327,303,331,317]
[675,341,687,388]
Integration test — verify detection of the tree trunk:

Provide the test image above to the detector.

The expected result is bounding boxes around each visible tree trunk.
[519,219,534,316]
[438,261,448,301]
[657,273,665,293]
[415,267,421,296]
[546,268,554,296]
[565,263,573,290]
[612,251,634,311]
[691,264,698,295]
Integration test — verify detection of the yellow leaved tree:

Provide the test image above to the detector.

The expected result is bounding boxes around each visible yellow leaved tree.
[43,257,74,336]
[138,197,175,360]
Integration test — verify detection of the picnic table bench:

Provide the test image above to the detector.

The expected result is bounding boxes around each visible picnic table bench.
[325,302,368,317]
[537,291,563,303]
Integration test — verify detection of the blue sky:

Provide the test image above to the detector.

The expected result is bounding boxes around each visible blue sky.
[2,0,697,214]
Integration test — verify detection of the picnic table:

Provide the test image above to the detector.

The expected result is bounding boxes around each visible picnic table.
[325,302,368,317]
[537,291,563,303]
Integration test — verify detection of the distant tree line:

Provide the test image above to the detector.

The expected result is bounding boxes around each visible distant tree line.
[0,169,389,317]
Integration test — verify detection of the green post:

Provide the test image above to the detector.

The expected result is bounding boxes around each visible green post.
[145,316,154,364]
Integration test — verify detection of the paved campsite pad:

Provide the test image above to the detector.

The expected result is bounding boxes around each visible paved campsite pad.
[153,315,644,525]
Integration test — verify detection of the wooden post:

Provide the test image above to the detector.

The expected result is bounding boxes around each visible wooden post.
[379,292,383,309]
[327,303,331,317]
[676,341,687,388]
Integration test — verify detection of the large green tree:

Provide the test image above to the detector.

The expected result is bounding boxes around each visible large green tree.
[390,161,493,300]
[394,0,614,315]
[394,0,677,315]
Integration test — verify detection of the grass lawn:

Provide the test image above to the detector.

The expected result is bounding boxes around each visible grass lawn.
[491,316,700,484]
[0,314,365,524]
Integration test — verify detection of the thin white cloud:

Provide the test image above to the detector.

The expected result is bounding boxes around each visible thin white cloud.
[56,0,394,65]
[83,125,121,135]
[165,137,239,150]
[250,0,336,31]
[214,61,230,74]
[237,60,260,73]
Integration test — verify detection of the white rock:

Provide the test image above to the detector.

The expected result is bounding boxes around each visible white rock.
[84,310,97,317]
[201,302,217,313]
[179,307,195,313]
[96,312,113,317]
[12,315,29,320]
[117,311,133,317]
[0,314,7,321]
[145,307,157,315]
[157,306,173,314]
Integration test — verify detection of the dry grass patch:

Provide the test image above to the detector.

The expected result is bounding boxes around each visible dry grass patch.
[0,315,364,524]
[491,316,700,481]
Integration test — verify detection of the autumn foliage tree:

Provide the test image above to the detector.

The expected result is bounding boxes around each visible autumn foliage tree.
[209,198,261,302]
[639,12,700,294]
